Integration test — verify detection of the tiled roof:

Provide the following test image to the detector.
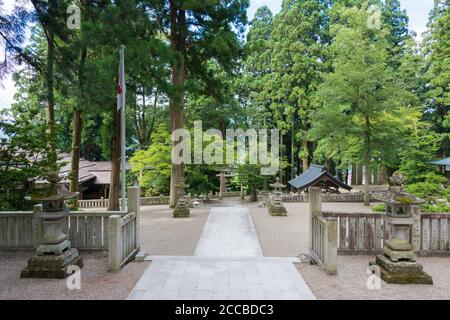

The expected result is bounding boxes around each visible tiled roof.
[288,164,352,191]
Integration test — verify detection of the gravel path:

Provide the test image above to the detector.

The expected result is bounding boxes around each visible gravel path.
[296,256,450,300]
[251,201,450,299]
[0,250,149,300]
[0,205,209,300]
[140,205,209,256]
[251,202,375,257]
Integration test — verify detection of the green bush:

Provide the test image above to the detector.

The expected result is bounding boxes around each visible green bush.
[372,203,386,212]
[405,172,448,203]
[420,203,450,213]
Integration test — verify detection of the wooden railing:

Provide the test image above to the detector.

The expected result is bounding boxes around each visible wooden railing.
[0,206,126,250]
[108,187,140,271]
[420,213,450,255]
[283,192,374,203]
[308,187,450,274]
[310,212,338,274]
[211,191,241,198]
[321,211,384,255]
[63,211,125,250]
[0,210,37,249]
[140,195,170,206]
[78,195,169,208]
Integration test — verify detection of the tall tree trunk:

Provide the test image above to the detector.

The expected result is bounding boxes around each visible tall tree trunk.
[108,104,121,211]
[70,47,87,209]
[290,118,295,184]
[301,120,308,171]
[280,133,284,183]
[363,114,371,206]
[45,0,57,191]
[351,163,357,185]
[379,164,388,184]
[356,163,363,185]
[169,2,186,208]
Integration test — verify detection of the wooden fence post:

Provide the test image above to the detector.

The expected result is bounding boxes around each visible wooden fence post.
[411,205,421,252]
[127,186,140,250]
[324,217,338,275]
[309,187,322,251]
[32,204,43,249]
[108,215,122,272]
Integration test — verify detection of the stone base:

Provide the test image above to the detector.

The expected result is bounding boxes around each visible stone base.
[268,205,287,216]
[382,246,417,262]
[372,255,433,285]
[21,248,84,279]
[37,239,71,255]
[173,207,190,218]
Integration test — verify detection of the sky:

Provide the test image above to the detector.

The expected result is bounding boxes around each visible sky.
[0,0,435,109]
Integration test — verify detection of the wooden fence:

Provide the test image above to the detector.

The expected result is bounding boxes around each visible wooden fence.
[308,188,450,274]
[0,210,38,249]
[318,211,450,256]
[1,187,141,272]
[78,195,169,208]
[419,213,450,255]
[0,206,126,250]
[108,187,140,271]
[321,211,384,255]
[283,192,374,203]
[310,212,338,274]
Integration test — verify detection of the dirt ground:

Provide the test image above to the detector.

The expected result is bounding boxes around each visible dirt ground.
[296,255,450,300]
[251,201,450,300]
[0,205,209,300]
[0,250,149,300]
[251,202,375,257]
[2,201,449,300]
[139,205,209,256]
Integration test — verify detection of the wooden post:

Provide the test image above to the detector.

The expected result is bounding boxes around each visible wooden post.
[127,186,140,250]
[108,215,122,272]
[32,204,43,249]
[324,217,338,275]
[309,187,322,251]
[411,205,421,252]
[356,164,363,185]
[219,171,225,200]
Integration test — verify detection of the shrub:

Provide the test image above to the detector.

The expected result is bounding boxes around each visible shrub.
[372,203,386,212]
[420,203,450,213]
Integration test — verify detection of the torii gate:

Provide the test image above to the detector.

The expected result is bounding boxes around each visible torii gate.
[215,169,235,200]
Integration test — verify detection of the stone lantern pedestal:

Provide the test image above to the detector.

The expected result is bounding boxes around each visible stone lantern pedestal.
[268,177,287,216]
[21,192,83,279]
[371,173,432,284]
[173,178,190,218]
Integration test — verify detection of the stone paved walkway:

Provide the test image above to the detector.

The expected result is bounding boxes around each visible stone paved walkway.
[128,207,315,300]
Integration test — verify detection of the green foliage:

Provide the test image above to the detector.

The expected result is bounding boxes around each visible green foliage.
[423,0,450,156]
[311,4,411,170]
[399,130,441,184]
[0,94,60,210]
[405,172,448,204]
[372,203,386,212]
[235,164,265,201]
[185,165,217,196]
[421,203,450,213]
[130,125,172,196]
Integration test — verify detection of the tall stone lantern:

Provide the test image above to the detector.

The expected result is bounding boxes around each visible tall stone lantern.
[21,186,83,279]
[173,177,190,218]
[371,172,433,284]
[268,177,287,216]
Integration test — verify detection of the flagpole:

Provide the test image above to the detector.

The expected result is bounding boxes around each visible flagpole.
[119,45,126,210]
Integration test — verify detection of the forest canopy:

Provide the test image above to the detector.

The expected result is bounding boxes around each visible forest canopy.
[0,0,448,210]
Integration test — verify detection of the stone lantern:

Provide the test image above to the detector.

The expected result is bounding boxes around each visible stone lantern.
[21,186,83,279]
[173,177,190,218]
[268,177,287,216]
[371,172,433,284]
